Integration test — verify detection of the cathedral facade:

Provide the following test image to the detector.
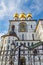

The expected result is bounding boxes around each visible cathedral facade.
[0,13,43,65]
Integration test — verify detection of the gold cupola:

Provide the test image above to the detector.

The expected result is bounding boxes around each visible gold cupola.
[27,13,32,18]
[13,13,19,18]
[19,13,26,19]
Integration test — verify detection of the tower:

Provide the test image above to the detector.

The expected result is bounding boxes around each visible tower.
[0,13,43,65]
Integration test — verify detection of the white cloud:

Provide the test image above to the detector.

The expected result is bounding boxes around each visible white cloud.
[0,1,7,19]
[0,0,43,20]
[0,0,22,19]
[30,0,43,16]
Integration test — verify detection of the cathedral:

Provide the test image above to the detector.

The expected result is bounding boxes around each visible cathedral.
[0,13,43,65]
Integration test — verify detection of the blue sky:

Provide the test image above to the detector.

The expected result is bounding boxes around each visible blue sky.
[0,0,43,37]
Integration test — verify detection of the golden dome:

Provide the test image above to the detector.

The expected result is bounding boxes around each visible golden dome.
[27,13,32,18]
[13,13,19,18]
[19,13,26,18]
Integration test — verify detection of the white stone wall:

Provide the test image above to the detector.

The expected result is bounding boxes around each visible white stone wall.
[36,21,43,41]
[9,20,37,40]
[1,19,43,65]
[0,36,18,50]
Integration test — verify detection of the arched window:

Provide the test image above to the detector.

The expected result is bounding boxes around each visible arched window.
[11,25,15,33]
[22,34,24,40]
[31,25,32,28]
[28,42,29,46]
[19,22,27,32]
[16,42,18,46]
[32,34,34,40]
[8,40,10,43]
[24,42,26,46]
[7,45,9,49]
